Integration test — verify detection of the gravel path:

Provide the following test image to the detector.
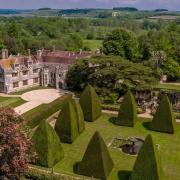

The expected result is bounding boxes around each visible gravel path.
[102,110,180,122]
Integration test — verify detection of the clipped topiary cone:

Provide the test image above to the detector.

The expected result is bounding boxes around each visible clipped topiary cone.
[116,90,137,127]
[32,120,64,168]
[78,131,114,180]
[79,85,102,122]
[130,134,162,180]
[150,94,175,134]
[55,101,79,143]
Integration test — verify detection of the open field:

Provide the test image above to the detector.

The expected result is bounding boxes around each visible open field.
[37,114,180,180]
[0,96,26,108]
[83,39,102,51]
[148,15,179,20]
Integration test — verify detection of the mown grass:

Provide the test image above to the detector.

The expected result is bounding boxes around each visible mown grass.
[10,86,53,95]
[83,39,102,51]
[153,83,180,91]
[0,97,26,108]
[51,114,180,180]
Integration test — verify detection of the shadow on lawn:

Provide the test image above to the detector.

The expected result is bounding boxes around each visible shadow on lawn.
[142,121,151,130]
[73,161,81,174]
[109,117,118,125]
[118,170,132,180]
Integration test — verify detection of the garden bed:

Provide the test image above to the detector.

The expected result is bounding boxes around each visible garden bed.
[0,96,26,108]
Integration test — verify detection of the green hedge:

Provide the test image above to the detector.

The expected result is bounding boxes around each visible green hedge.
[101,104,120,111]
[130,135,162,180]
[150,95,175,134]
[116,90,137,127]
[72,100,85,134]
[32,121,64,168]
[25,169,59,180]
[79,85,102,122]
[24,94,72,128]
[25,167,94,180]
[78,131,114,180]
[55,101,79,144]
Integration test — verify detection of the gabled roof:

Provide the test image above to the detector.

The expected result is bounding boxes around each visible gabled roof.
[0,56,36,70]
[0,58,16,69]
[40,51,93,64]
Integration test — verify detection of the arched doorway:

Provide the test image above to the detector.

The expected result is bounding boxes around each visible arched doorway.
[59,81,63,89]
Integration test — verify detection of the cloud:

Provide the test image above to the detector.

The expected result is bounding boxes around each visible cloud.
[0,0,179,10]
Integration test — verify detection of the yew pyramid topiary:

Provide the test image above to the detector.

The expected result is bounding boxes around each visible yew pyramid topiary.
[72,100,85,133]
[116,90,137,127]
[55,101,79,143]
[150,95,175,134]
[130,135,162,180]
[78,131,114,180]
[79,85,102,122]
[32,120,64,168]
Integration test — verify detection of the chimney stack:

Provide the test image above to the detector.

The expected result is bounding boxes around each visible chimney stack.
[28,49,31,57]
[37,50,42,57]
[79,49,82,55]
[2,49,9,59]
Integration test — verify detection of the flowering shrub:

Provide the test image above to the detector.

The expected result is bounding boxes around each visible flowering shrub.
[0,107,35,180]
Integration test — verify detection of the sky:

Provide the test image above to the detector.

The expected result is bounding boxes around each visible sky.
[0,0,179,11]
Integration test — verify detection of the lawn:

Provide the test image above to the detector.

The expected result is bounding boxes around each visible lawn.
[23,94,72,128]
[153,83,180,91]
[83,39,102,51]
[10,86,53,95]
[48,114,180,180]
[0,96,26,108]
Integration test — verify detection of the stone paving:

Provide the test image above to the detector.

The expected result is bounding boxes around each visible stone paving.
[14,89,62,115]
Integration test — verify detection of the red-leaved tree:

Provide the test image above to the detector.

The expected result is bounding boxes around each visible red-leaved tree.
[0,107,35,180]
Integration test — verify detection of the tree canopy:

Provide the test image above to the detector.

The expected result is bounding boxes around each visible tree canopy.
[102,29,138,60]
[66,56,160,102]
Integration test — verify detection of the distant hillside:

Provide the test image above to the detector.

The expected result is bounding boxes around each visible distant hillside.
[155,9,168,12]
[0,9,27,15]
[113,7,138,11]
[38,8,52,11]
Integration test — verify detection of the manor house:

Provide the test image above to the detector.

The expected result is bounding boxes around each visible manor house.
[0,49,93,93]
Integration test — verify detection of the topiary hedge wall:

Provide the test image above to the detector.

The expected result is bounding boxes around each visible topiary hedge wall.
[24,94,72,128]
[32,121,64,168]
[116,90,137,127]
[79,85,102,122]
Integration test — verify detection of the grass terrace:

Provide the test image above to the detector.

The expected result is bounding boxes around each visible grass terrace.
[0,96,26,108]
[9,86,53,95]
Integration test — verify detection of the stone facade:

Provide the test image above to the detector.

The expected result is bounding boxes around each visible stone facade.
[0,49,93,93]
